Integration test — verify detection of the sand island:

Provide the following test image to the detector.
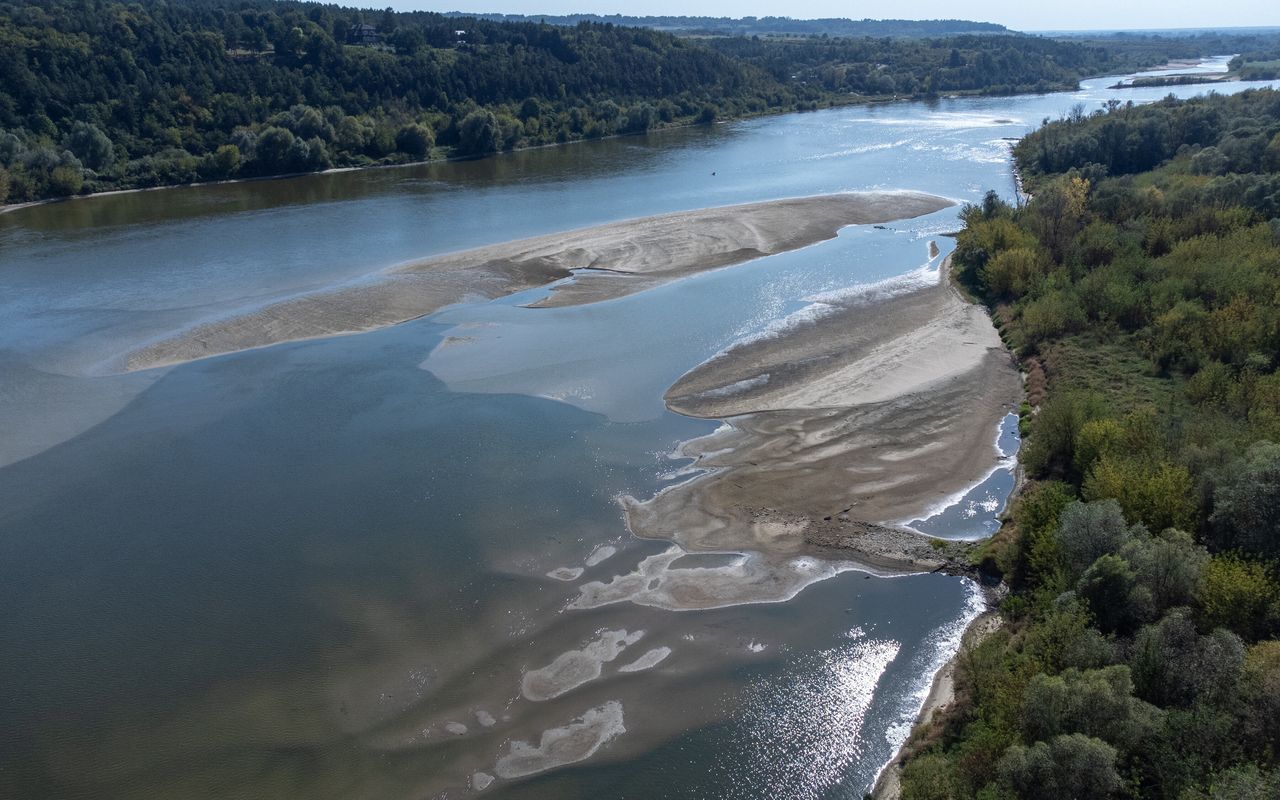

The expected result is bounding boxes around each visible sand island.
[625,253,1021,573]
[122,191,953,371]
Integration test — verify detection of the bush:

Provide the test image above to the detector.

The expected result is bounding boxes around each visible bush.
[1018,289,1086,346]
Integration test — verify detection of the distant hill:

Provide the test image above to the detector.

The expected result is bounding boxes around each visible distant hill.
[440,13,1011,39]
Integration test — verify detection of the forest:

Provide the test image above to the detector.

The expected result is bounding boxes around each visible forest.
[896,89,1280,799]
[440,13,1012,39]
[708,35,1182,97]
[0,0,1254,204]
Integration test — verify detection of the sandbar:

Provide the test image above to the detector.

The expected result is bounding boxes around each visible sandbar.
[627,256,1021,571]
[121,192,952,371]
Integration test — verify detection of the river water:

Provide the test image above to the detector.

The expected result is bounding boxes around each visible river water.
[1,67,1274,799]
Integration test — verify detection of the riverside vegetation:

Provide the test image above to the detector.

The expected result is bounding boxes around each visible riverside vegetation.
[896,89,1280,799]
[1,0,1273,204]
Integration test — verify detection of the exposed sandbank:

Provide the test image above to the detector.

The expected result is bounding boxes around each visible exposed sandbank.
[521,629,644,702]
[625,256,1021,572]
[494,701,627,779]
[121,192,952,371]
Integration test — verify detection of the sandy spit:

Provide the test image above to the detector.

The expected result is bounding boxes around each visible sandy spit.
[121,192,952,372]
[627,256,1022,572]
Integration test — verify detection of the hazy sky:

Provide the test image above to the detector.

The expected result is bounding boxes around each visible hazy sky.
[382,1,1278,32]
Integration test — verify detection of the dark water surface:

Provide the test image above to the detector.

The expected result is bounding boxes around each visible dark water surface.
[2,67,1275,799]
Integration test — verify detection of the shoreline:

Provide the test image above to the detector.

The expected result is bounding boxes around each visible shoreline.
[119,191,953,372]
[0,79,1091,219]
[872,610,1004,800]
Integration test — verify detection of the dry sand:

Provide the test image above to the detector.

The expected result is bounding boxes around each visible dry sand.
[121,192,952,371]
[626,256,1022,571]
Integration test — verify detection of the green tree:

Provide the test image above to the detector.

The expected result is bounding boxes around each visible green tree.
[253,126,298,174]
[998,733,1121,800]
[899,753,958,800]
[1240,641,1280,760]
[1078,554,1148,633]
[1011,480,1076,589]
[1120,528,1208,613]
[1198,554,1280,642]
[1083,457,1196,533]
[1130,610,1245,708]
[65,122,115,171]
[1056,500,1142,582]
[201,144,241,180]
[47,164,83,196]
[1210,441,1280,559]
[1022,666,1161,750]
[458,110,501,156]
[394,123,435,158]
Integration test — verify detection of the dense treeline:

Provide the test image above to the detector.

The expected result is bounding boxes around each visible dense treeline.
[709,35,1172,97]
[897,89,1280,799]
[1230,51,1280,81]
[0,0,801,202]
[0,0,1255,204]
[441,13,1011,39]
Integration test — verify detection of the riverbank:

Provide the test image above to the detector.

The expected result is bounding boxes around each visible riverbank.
[120,192,953,372]
[0,83,1061,218]
[624,254,1022,571]
[872,610,1005,800]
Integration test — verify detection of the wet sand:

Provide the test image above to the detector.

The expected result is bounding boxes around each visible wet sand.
[626,256,1022,572]
[121,192,952,371]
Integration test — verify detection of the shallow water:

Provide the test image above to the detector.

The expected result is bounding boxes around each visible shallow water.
[1,64,1274,799]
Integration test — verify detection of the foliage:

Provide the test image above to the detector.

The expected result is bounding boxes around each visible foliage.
[1209,442,1280,559]
[1055,499,1143,581]
[1,0,1262,202]
[1022,666,1162,749]
[998,733,1121,800]
[901,87,1280,800]
[1130,609,1245,708]
[1197,554,1280,642]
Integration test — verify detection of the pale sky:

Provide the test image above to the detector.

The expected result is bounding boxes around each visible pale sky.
[382,1,1278,32]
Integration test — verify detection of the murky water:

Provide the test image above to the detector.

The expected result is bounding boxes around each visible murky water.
[1,65,1273,799]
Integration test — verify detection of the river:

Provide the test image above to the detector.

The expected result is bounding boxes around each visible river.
[0,65,1274,799]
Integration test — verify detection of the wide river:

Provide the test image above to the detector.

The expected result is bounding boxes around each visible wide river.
[1,64,1273,799]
